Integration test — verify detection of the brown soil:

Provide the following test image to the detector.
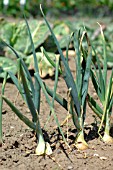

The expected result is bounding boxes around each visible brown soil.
[0,56,113,170]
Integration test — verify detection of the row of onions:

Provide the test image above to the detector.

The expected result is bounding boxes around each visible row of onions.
[0,6,113,155]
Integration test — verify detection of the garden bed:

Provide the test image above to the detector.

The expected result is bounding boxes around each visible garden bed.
[0,55,113,170]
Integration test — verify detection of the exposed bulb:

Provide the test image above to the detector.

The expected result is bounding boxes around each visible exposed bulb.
[35,141,45,156]
[45,142,52,155]
[102,133,113,144]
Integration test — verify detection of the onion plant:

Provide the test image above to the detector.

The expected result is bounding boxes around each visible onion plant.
[0,16,54,155]
[1,53,53,156]
[1,13,68,154]
[88,24,113,143]
[40,6,92,150]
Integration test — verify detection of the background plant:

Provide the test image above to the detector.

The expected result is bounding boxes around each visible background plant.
[1,17,113,79]
[0,18,71,78]
[0,19,51,78]
[0,0,113,17]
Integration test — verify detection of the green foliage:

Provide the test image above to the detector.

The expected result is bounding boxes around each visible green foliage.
[0,73,7,146]
[0,15,68,153]
[0,19,50,54]
[0,0,113,17]
[0,18,74,79]
[98,0,113,10]
[1,16,113,79]
[0,57,17,78]
[25,52,55,78]
[0,19,56,78]
[88,25,113,143]
[0,20,51,154]
[41,6,92,149]
[0,5,113,153]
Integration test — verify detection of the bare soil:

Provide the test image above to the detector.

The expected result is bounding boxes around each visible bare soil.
[0,56,113,170]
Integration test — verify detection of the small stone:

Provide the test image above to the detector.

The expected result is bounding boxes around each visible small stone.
[56,149,61,154]
[24,143,32,150]
[1,157,6,161]
[67,165,73,170]
[94,153,99,157]
[24,151,31,157]
[10,126,14,129]
[100,156,107,160]
[20,145,25,151]
[5,133,11,137]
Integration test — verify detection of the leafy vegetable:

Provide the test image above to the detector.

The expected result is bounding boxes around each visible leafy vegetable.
[0,57,17,78]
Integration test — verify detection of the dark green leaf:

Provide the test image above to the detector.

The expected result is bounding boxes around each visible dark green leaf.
[19,64,37,123]
[2,96,36,130]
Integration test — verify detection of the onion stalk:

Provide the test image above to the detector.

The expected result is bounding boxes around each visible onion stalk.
[0,73,7,146]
